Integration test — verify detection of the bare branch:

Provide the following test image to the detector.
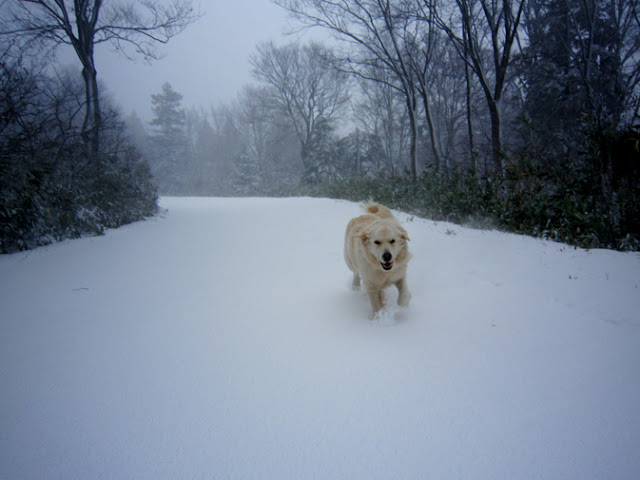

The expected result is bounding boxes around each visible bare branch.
[0,0,200,152]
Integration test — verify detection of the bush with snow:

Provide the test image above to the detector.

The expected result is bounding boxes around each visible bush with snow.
[0,55,158,253]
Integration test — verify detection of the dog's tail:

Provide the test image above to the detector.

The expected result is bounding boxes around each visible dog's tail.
[364,201,394,219]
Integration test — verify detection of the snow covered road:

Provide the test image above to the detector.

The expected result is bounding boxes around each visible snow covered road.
[1,197,639,479]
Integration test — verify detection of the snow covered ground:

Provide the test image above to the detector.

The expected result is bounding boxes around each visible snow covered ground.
[1,196,639,479]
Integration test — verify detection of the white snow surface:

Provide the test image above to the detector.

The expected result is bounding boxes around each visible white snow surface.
[1,197,640,479]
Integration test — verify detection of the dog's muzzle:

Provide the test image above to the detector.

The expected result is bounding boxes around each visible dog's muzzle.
[381,251,393,270]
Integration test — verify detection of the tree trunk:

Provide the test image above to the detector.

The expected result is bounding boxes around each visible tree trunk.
[300,141,314,183]
[487,98,503,175]
[421,89,442,174]
[81,61,100,154]
[463,44,476,174]
[73,0,102,156]
[406,95,418,181]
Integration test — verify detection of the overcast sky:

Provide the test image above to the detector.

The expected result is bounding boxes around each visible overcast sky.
[78,0,312,121]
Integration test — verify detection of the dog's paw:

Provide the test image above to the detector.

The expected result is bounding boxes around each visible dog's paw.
[371,309,394,325]
[370,306,408,326]
[397,290,411,307]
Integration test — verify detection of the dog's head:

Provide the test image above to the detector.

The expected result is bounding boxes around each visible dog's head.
[361,224,410,272]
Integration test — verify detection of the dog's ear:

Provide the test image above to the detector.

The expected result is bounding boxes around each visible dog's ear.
[360,232,370,244]
[399,227,410,241]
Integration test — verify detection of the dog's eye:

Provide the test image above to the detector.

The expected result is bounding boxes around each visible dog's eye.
[374,240,381,245]
[390,239,396,244]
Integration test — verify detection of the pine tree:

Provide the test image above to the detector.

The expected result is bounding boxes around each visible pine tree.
[148,82,188,193]
[522,0,635,156]
[233,150,261,194]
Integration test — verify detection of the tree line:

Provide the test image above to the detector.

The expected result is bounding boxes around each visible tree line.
[138,0,639,249]
[1,0,639,251]
[143,0,640,187]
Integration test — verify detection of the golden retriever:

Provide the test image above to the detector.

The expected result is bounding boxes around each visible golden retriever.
[344,202,411,316]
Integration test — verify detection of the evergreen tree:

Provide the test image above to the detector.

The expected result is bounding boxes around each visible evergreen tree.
[522,0,637,157]
[148,82,188,193]
[232,150,261,194]
[304,119,338,183]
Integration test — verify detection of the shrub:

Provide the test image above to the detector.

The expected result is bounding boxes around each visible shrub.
[0,58,158,253]
[288,151,639,251]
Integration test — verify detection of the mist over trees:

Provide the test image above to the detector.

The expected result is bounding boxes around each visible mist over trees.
[143,0,639,187]
[134,0,638,249]
[250,41,350,182]
[1,0,199,154]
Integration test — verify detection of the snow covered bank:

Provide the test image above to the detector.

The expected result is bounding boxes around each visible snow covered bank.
[1,197,639,479]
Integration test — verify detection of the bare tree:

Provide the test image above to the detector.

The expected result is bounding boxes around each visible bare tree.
[0,0,199,154]
[353,72,410,176]
[250,41,349,180]
[275,0,423,179]
[232,85,303,189]
[420,0,526,175]
[399,1,444,173]
[426,35,476,175]
[233,86,272,171]
[232,85,278,184]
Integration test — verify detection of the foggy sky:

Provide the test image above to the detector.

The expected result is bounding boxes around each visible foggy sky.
[82,1,303,120]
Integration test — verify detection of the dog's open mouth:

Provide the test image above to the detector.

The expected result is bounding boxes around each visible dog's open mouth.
[381,261,393,271]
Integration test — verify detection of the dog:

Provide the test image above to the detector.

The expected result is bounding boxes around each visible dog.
[344,202,411,316]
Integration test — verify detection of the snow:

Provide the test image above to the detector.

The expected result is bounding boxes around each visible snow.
[1,196,639,479]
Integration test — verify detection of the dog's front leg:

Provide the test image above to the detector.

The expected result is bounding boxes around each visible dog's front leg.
[395,278,411,307]
[366,285,384,315]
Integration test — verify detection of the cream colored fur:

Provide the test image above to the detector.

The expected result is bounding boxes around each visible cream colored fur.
[344,202,411,316]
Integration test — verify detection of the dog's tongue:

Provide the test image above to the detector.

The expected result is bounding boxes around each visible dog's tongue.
[382,262,393,271]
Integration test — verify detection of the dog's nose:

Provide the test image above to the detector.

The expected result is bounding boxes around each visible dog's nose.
[383,251,392,262]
